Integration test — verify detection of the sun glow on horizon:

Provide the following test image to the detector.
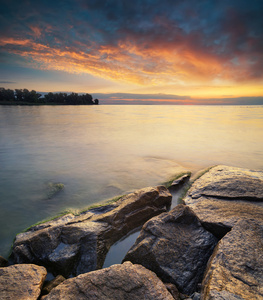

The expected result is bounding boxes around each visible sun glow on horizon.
[0,1,262,103]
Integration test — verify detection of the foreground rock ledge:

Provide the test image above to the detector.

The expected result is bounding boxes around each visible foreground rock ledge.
[0,264,47,300]
[44,261,174,300]
[11,186,172,277]
[123,204,218,295]
[183,165,263,237]
[201,219,263,300]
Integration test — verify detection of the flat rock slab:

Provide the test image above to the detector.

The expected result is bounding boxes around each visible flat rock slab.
[0,264,47,300]
[186,165,263,202]
[123,204,218,295]
[44,261,174,300]
[202,219,263,300]
[11,186,171,277]
[184,165,263,237]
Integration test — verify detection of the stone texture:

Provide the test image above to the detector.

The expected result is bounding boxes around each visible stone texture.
[185,165,263,202]
[201,219,263,300]
[183,165,263,238]
[123,204,218,295]
[0,256,8,267]
[42,275,66,295]
[11,186,171,277]
[164,283,180,299]
[170,174,190,190]
[44,261,174,300]
[0,264,47,300]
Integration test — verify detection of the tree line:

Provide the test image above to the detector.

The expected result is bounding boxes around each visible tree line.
[0,88,99,105]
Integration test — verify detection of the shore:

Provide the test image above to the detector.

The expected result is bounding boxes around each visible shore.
[1,165,262,299]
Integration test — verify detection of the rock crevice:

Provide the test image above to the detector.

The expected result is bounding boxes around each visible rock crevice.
[10,186,172,277]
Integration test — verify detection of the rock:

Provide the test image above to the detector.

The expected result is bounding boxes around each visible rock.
[186,165,263,202]
[44,261,174,300]
[201,219,263,300]
[11,186,172,277]
[0,264,47,300]
[123,204,218,295]
[191,292,200,300]
[0,256,8,267]
[46,182,65,200]
[183,165,263,238]
[164,283,180,299]
[42,275,66,295]
[169,174,190,191]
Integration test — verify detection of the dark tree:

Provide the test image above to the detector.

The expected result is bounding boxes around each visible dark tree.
[0,87,99,105]
[0,88,15,101]
[15,89,23,101]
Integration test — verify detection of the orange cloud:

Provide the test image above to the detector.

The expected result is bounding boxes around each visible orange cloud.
[1,35,262,98]
[0,38,32,46]
[29,25,42,38]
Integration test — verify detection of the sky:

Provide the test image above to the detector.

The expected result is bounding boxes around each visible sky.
[0,0,263,104]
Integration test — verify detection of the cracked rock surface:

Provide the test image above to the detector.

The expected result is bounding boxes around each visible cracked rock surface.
[123,204,218,295]
[183,165,263,238]
[201,219,263,300]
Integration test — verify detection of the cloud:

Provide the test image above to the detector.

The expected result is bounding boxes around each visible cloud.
[93,93,263,105]
[0,0,263,89]
[0,81,16,84]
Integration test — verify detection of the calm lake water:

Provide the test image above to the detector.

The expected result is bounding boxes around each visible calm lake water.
[1,105,263,258]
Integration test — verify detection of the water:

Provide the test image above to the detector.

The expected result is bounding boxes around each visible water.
[0,105,263,258]
[103,184,186,268]
[103,228,141,268]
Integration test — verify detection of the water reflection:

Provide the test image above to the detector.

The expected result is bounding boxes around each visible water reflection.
[103,228,141,268]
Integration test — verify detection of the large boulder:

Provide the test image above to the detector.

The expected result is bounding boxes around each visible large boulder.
[123,204,218,295]
[0,264,47,300]
[184,165,263,237]
[201,219,263,300]
[11,186,171,277]
[44,261,174,300]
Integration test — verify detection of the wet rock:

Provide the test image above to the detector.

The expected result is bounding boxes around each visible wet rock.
[0,256,8,267]
[123,204,218,295]
[42,275,66,295]
[11,186,172,277]
[184,165,263,238]
[0,264,47,300]
[46,182,65,200]
[44,261,174,300]
[169,174,190,191]
[201,219,263,300]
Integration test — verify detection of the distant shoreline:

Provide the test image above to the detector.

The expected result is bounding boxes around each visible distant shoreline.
[0,101,98,106]
[0,88,99,105]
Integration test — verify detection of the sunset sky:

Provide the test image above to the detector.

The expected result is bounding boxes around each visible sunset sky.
[0,0,263,104]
